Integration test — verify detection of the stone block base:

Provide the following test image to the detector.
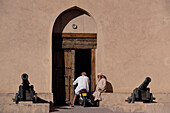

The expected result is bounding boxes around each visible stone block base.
[0,93,53,104]
[100,93,170,113]
[0,102,50,113]
[101,102,170,113]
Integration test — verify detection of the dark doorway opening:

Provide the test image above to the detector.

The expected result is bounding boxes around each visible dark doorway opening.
[74,49,91,104]
[75,49,91,80]
[52,33,97,106]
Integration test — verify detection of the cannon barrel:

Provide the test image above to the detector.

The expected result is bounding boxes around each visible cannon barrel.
[13,73,36,104]
[21,73,30,85]
[138,77,151,90]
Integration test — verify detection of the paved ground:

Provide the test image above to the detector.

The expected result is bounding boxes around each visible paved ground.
[50,105,143,113]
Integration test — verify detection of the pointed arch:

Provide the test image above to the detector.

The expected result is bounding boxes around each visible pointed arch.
[52,6,97,105]
[52,6,96,33]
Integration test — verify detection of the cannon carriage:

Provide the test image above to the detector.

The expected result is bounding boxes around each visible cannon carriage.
[125,77,155,103]
[13,73,36,104]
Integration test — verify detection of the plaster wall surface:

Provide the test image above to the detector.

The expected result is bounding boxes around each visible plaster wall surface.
[1,0,170,102]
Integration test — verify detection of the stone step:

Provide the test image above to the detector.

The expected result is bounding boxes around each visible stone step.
[100,93,170,113]
[101,102,170,113]
[0,102,50,113]
[0,93,53,104]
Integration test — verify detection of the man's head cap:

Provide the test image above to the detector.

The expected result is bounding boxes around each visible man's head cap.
[82,72,86,75]
[98,73,103,76]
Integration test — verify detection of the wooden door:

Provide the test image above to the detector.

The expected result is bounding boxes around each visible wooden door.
[52,49,75,105]
[64,50,75,104]
[91,49,96,91]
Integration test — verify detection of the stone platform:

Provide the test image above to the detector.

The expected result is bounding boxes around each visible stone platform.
[101,102,170,113]
[100,93,170,113]
[0,102,50,113]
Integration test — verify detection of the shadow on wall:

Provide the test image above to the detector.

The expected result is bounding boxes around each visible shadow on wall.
[103,76,113,93]
[105,81,113,93]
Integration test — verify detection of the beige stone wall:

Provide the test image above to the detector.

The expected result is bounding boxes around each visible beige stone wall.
[1,0,170,102]
[0,0,53,93]
[97,0,170,93]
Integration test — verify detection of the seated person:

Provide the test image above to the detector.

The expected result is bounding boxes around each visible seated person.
[92,73,106,105]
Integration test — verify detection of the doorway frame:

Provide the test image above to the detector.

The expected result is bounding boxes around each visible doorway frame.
[52,33,97,104]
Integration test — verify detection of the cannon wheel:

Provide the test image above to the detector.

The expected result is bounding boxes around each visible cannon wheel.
[127,97,132,103]
[132,93,136,103]
[150,93,153,103]
[15,94,19,104]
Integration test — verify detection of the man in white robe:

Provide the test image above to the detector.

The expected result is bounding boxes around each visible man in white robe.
[93,73,106,101]
[71,72,90,107]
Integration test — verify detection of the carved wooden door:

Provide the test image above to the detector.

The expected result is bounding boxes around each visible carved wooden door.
[52,49,75,105]
[64,50,75,104]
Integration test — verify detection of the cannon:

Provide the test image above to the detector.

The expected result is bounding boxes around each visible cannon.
[13,73,36,104]
[125,77,155,103]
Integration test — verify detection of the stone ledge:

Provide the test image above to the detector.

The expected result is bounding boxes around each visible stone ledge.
[0,93,53,104]
[0,102,50,113]
[101,102,170,113]
[100,93,170,113]
[101,93,170,104]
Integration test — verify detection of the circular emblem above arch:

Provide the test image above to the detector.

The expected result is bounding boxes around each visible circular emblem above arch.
[52,6,97,49]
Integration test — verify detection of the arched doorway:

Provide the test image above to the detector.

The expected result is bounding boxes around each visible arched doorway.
[52,6,97,105]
